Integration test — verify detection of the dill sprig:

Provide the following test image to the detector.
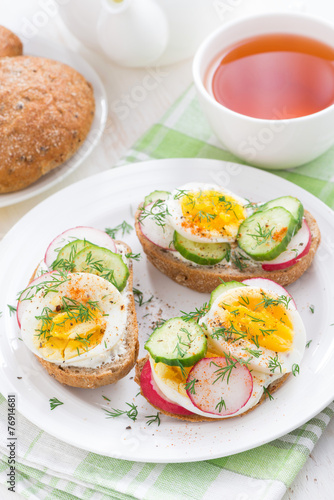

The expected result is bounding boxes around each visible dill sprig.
[248,223,274,247]
[292,363,300,376]
[243,347,263,358]
[105,221,133,239]
[74,333,95,352]
[215,397,227,412]
[59,297,101,323]
[254,292,291,310]
[145,412,161,426]
[49,397,64,410]
[174,359,187,378]
[52,242,81,272]
[259,328,277,337]
[104,403,138,422]
[218,196,239,218]
[180,303,209,323]
[139,200,170,229]
[173,189,193,202]
[35,297,101,339]
[194,211,217,223]
[211,323,247,343]
[232,252,249,271]
[125,252,141,261]
[263,387,274,401]
[174,329,194,358]
[238,295,250,306]
[152,318,167,330]
[268,354,282,373]
[210,354,238,385]
[246,314,264,323]
[7,304,17,316]
[250,335,260,348]
[34,306,55,339]
[174,334,188,358]
[78,252,120,288]
[133,288,153,307]
[18,270,70,302]
[184,378,197,395]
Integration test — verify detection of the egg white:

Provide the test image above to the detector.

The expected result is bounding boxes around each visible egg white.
[202,286,306,375]
[20,272,128,368]
[166,182,251,243]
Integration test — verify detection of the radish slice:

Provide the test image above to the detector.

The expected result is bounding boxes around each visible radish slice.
[186,357,253,416]
[139,202,175,251]
[16,271,67,328]
[44,227,117,268]
[242,277,296,308]
[140,360,194,416]
[261,219,311,271]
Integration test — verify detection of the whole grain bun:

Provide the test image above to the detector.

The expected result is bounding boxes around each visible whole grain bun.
[135,356,289,422]
[0,26,23,57]
[135,209,321,293]
[29,242,138,389]
[0,56,95,193]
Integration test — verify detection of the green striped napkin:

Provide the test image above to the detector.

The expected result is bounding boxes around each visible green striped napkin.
[1,85,334,500]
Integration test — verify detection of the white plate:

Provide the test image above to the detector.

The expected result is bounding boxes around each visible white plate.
[1,158,334,463]
[0,36,108,208]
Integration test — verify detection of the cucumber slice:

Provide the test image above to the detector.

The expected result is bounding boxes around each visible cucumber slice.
[52,239,92,270]
[145,317,207,367]
[237,207,296,261]
[73,244,129,291]
[258,196,304,232]
[173,231,230,266]
[144,190,171,207]
[209,281,246,308]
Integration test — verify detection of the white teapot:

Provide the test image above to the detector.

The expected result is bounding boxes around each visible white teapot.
[58,0,241,67]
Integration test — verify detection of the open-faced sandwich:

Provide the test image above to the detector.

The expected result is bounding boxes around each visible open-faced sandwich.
[135,278,306,421]
[135,182,321,292]
[17,227,138,388]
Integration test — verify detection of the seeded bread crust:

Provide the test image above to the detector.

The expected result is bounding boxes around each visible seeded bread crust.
[0,26,22,57]
[135,355,289,422]
[0,55,95,193]
[30,242,139,389]
[135,209,321,293]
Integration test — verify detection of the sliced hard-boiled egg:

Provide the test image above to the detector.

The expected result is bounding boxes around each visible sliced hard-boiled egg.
[147,280,305,418]
[202,285,306,375]
[149,355,282,419]
[166,182,250,243]
[20,273,128,368]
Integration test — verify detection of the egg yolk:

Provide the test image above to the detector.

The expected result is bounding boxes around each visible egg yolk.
[34,303,105,361]
[215,291,293,352]
[180,190,246,238]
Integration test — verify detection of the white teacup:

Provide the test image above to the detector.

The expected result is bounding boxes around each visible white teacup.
[193,13,334,170]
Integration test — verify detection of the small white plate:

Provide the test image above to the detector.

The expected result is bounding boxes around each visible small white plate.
[1,158,334,463]
[0,36,108,208]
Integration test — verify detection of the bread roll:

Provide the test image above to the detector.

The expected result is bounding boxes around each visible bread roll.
[0,26,22,57]
[0,56,95,193]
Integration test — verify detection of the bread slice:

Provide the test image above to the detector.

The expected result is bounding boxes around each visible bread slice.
[135,355,289,422]
[135,209,321,293]
[29,242,139,389]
